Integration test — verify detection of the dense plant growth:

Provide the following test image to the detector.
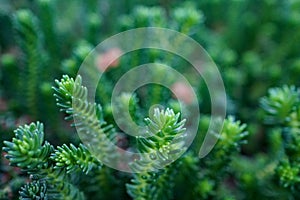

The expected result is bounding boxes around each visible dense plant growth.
[1,0,300,199]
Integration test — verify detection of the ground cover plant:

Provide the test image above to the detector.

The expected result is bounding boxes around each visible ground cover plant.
[1,0,300,199]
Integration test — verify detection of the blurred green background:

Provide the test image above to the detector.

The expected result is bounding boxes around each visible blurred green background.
[1,0,300,199]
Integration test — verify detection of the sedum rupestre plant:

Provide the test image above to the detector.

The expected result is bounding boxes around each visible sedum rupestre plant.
[1,0,300,199]
[2,74,248,199]
[260,85,300,194]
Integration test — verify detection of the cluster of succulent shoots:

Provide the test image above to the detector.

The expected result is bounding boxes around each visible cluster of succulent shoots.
[8,73,299,199]
[2,74,248,199]
[260,86,300,191]
[1,0,300,199]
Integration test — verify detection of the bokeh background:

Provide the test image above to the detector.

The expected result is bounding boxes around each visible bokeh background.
[1,0,300,199]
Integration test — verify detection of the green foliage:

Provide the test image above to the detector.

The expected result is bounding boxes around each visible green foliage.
[2,0,300,199]
[2,71,251,199]
[13,9,45,118]
[126,108,186,200]
[2,121,87,199]
[51,143,101,174]
[260,85,299,124]
[126,162,179,200]
[127,116,248,200]
[136,108,186,162]
[53,75,116,160]
[172,3,204,34]
[276,159,300,189]
[19,181,48,200]
[203,117,248,174]
[261,85,300,196]
[214,117,248,155]
[191,118,248,199]
[36,0,59,68]
[3,122,52,170]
